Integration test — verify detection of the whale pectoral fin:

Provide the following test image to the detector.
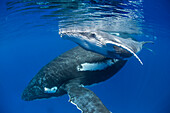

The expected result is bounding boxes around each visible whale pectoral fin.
[106,41,143,65]
[65,83,110,113]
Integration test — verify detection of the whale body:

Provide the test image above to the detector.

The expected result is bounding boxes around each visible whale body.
[22,46,127,112]
[60,30,150,65]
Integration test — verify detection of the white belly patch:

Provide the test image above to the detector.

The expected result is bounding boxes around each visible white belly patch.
[77,59,119,71]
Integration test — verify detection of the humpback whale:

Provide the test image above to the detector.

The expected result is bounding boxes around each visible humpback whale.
[60,30,153,65]
[22,46,127,113]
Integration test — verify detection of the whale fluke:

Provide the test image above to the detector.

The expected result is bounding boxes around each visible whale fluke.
[141,41,154,45]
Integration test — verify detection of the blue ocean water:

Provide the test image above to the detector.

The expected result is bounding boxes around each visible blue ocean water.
[0,0,170,113]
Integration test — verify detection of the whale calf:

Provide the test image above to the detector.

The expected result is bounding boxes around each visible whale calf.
[60,30,153,65]
[22,46,127,112]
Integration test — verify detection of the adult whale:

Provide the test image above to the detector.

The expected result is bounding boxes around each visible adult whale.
[22,46,127,113]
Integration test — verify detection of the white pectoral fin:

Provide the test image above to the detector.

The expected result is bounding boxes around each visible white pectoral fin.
[106,41,143,65]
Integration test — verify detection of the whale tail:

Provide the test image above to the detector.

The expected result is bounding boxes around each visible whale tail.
[126,41,154,65]
[142,41,154,54]
[141,41,154,46]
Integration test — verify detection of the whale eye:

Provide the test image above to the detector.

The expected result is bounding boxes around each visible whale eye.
[90,33,96,38]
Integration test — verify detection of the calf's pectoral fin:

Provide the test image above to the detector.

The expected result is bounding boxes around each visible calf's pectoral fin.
[106,41,143,65]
